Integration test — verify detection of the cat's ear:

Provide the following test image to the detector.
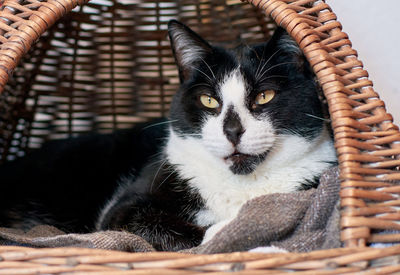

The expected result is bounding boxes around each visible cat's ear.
[168,20,213,82]
[270,27,302,55]
[266,27,307,70]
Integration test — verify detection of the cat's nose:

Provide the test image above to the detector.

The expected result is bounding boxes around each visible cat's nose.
[223,107,245,146]
[224,123,245,146]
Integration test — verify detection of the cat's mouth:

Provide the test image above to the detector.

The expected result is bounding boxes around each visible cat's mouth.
[224,150,268,175]
[224,151,251,162]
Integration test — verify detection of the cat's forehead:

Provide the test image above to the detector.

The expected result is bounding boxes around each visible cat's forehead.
[218,68,247,107]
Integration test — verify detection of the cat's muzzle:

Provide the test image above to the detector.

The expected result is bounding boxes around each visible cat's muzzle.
[224,150,268,175]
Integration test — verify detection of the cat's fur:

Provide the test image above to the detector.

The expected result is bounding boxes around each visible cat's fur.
[0,21,336,251]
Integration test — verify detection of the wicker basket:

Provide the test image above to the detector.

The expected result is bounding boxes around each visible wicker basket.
[1,0,400,273]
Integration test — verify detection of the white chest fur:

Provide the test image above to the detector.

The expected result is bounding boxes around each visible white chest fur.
[165,127,336,227]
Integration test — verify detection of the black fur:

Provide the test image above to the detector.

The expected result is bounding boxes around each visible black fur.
[0,118,169,233]
[98,162,205,251]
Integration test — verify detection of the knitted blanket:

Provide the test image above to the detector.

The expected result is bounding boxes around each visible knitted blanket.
[0,167,341,253]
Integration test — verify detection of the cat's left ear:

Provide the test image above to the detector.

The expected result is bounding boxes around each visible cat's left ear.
[168,20,213,82]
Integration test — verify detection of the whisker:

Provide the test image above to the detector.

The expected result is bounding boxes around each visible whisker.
[257,75,288,83]
[190,66,213,82]
[142,120,178,131]
[255,48,282,81]
[147,157,167,167]
[245,43,261,61]
[157,169,176,190]
[305,113,331,122]
[255,46,272,80]
[150,159,168,193]
[257,61,298,82]
[279,128,304,137]
[146,151,168,165]
[199,57,215,79]
[245,43,264,82]
[181,134,202,137]
[188,83,212,90]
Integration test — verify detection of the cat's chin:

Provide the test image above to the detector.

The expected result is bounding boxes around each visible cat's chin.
[224,151,268,175]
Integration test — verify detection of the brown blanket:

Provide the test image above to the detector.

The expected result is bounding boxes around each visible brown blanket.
[0,167,341,253]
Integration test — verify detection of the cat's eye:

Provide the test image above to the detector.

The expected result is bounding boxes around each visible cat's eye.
[255,90,275,105]
[200,95,220,109]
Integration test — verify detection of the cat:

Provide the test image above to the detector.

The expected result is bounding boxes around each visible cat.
[0,20,336,251]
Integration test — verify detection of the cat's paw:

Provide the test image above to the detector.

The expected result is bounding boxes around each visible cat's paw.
[249,246,288,253]
[201,219,232,244]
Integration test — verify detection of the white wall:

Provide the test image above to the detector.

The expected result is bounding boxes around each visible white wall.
[327,0,400,124]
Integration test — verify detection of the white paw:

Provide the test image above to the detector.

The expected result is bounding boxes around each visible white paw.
[201,219,231,244]
[249,246,288,253]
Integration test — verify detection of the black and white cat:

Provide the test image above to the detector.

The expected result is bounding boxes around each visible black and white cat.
[0,20,336,251]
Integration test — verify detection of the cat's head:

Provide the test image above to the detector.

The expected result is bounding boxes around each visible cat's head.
[167,20,325,175]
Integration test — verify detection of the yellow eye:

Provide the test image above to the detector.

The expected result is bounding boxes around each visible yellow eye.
[200,95,220,109]
[255,90,275,105]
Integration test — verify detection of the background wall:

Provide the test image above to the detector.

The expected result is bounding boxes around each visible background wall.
[327,0,400,124]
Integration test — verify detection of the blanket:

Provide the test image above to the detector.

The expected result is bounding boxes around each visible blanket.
[0,167,341,253]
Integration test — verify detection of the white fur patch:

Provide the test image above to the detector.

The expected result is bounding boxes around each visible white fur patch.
[166,69,336,230]
[201,218,232,244]
[249,246,288,253]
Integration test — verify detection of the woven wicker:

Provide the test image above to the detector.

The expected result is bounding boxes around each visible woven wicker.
[1,0,400,273]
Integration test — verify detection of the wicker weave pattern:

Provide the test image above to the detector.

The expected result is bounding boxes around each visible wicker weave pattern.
[0,0,400,272]
[0,245,400,274]
[0,0,89,160]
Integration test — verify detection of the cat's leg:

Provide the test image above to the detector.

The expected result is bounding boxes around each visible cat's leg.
[97,194,205,251]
